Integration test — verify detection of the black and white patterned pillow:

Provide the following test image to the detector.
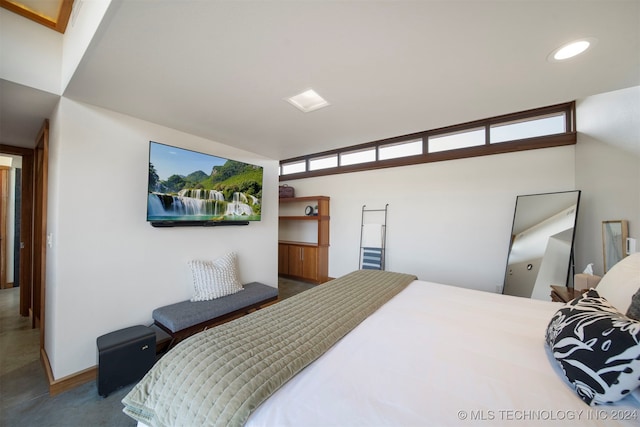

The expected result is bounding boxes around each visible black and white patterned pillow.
[545,289,640,405]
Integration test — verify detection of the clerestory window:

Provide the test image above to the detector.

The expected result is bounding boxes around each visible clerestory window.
[279,102,575,180]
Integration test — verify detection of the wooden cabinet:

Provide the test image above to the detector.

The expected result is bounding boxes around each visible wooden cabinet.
[278,242,326,283]
[278,196,329,283]
[278,243,290,274]
[279,243,319,281]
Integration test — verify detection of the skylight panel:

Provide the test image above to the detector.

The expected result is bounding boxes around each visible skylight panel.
[286,89,330,113]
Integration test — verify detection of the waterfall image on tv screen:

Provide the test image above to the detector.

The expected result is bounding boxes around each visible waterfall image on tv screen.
[147,141,263,223]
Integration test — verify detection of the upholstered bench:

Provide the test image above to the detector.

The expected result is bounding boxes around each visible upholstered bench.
[153,282,278,347]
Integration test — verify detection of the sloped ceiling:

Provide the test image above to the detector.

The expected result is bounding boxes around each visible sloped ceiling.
[5,1,640,159]
[0,79,59,147]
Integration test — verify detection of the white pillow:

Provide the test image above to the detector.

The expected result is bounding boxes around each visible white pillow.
[189,252,243,301]
[596,252,640,312]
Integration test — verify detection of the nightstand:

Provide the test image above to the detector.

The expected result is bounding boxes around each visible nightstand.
[550,285,584,303]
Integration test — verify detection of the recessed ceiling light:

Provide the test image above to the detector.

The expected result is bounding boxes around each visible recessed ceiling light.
[286,89,330,113]
[548,38,597,62]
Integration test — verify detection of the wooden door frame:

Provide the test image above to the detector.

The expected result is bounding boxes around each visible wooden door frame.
[0,144,34,318]
[0,165,8,289]
[33,121,48,339]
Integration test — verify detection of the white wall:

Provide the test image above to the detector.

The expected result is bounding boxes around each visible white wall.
[46,98,278,379]
[574,86,640,276]
[281,87,639,296]
[282,146,576,293]
[0,9,62,94]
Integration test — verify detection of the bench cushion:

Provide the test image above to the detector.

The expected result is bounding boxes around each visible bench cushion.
[152,282,278,333]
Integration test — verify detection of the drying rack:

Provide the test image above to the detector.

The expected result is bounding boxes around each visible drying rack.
[359,204,388,270]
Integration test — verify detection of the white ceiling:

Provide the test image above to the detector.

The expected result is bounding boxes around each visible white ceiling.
[3,1,640,159]
[0,79,60,147]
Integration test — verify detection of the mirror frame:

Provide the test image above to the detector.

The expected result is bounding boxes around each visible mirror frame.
[602,220,629,273]
[502,190,581,299]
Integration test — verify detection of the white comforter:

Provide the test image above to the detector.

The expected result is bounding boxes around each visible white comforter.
[246,280,640,426]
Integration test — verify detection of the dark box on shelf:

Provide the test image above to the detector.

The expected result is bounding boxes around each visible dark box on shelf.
[96,325,155,397]
[279,184,295,198]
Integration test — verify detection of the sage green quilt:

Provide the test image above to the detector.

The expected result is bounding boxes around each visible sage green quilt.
[122,269,416,427]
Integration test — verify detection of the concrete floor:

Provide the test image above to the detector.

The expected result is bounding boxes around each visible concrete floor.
[0,286,136,427]
[0,278,314,426]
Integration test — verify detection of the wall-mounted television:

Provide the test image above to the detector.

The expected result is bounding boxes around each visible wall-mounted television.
[147,141,263,227]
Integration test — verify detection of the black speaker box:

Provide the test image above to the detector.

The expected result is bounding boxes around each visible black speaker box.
[96,325,155,397]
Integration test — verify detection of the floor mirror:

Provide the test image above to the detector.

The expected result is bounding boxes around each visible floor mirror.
[602,220,628,273]
[503,190,581,300]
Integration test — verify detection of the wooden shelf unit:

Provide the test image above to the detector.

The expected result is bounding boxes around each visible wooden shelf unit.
[278,196,329,283]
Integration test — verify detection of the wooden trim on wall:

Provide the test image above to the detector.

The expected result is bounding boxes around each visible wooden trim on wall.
[19,149,33,317]
[41,348,96,396]
[0,166,8,289]
[33,120,49,345]
[0,0,74,33]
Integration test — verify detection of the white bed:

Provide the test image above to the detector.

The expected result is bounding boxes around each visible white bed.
[130,255,640,427]
[245,279,639,426]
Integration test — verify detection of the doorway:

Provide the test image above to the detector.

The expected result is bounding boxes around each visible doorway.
[1,158,20,291]
[0,146,39,385]
[0,121,47,393]
[0,137,38,326]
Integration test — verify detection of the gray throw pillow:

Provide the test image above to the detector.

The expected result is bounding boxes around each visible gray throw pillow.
[626,287,640,320]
